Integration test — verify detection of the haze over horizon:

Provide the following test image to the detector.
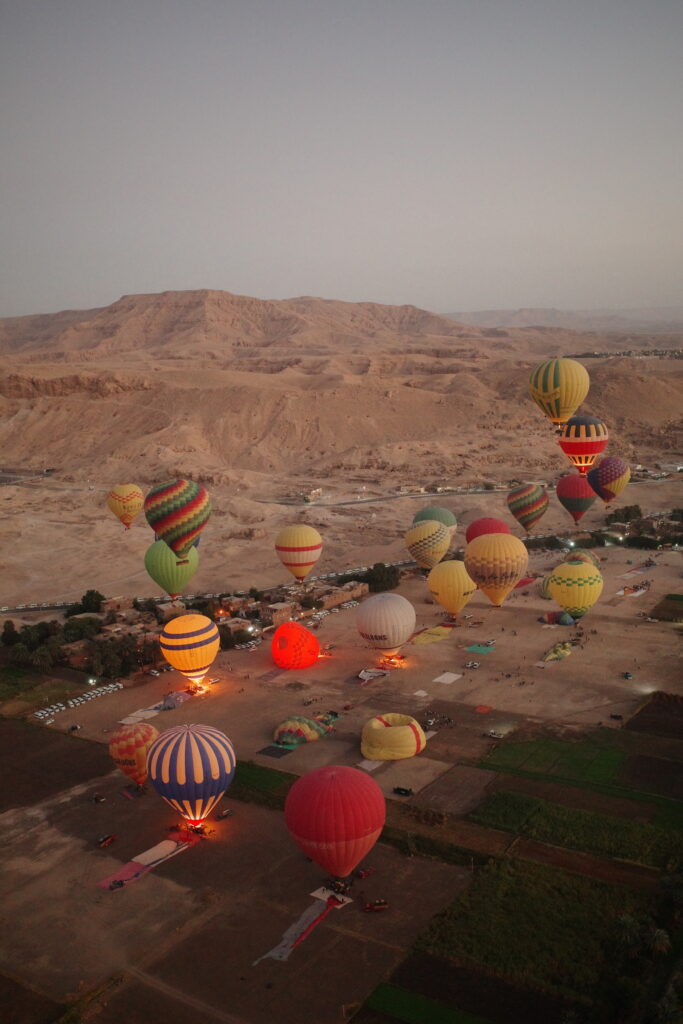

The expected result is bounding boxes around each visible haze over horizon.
[2,0,682,319]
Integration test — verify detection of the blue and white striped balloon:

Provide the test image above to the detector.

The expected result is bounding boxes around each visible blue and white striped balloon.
[146,724,236,825]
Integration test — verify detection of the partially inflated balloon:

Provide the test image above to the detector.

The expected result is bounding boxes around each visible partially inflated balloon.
[547,558,603,619]
[507,484,549,533]
[558,415,609,474]
[356,593,416,655]
[284,765,386,877]
[529,358,590,426]
[109,722,159,786]
[465,518,511,543]
[405,520,451,569]
[160,614,219,684]
[275,525,323,581]
[412,506,457,535]
[107,484,144,529]
[464,533,529,607]
[427,560,477,616]
[271,622,320,670]
[587,457,631,504]
[556,475,597,524]
[144,479,212,557]
[144,540,199,599]
[146,724,236,826]
[570,548,602,569]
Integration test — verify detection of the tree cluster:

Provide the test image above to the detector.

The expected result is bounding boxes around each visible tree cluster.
[64,589,105,618]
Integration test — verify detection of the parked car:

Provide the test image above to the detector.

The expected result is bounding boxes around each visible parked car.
[465,661,480,669]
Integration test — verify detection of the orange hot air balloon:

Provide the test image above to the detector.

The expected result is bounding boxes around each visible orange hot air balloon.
[109,722,160,786]
[107,484,144,529]
[275,525,323,581]
[159,614,220,685]
[464,532,529,607]
[284,765,386,878]
[271,622,320,670]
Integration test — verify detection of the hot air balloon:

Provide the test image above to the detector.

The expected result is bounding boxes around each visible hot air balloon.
[465,518,511,544]
[284,765,386,878]
[356,593,416,655]
[146,724,236,826]
[275,525,323,582]
[405,520,451,569]
[427,560,477,617]
[144,540,199,599]
[529,358,590,426]
[144,479,212,557]
[587,457,631,504]
[570,548,602,568]
[538,575,552,599]
[107,484,144,529]
[547,558,603,619]
[159,614,219,685]
[360,714,427,761]
[464,533,529,607]
[558,415,609,474]
[109,722,159,786]
[412,506,457,535]
[556,474,597,524]
[507,484,549,533]
[271,622,320,670]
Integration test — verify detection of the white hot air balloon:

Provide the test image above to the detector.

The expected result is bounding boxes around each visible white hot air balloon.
[356,593,416,656]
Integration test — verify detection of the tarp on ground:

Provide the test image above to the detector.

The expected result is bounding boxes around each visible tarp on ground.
[432,672,462,684]
[466,644,495,655]
[410,625,456,645]
[542,641,572,662]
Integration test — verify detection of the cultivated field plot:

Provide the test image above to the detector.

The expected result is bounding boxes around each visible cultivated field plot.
[469,791,683,867]
[625,691,683,740]
[480,730,683,805]
[411,859,652,1021]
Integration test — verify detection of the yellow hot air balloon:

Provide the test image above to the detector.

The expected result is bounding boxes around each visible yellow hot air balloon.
[159,614,220,685]
[547,558,603,619]
[275,525,323,581]
[427,560,477,617]
[464,533,529,607]
[405,520,450,569]
[528,358,590,426]
[107,484,144,529]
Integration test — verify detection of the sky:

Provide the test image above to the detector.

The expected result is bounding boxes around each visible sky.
[1,0,682,317]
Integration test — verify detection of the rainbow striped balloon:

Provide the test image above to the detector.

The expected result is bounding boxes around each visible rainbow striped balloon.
[506,483,549,533]
[160,614,219,684]
[146,724,236,826]
[587,457,631,505]
[144,479,212,557]
[275,524,323,581]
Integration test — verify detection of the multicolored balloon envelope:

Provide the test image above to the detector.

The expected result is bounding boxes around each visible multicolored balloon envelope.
[558,415,609,474]
[528,358,590,426]
[412,506,457,535]
[465,518,511,544]
[464,533,529,607]
[284,765,386,877]
[107,484,144,529]
[160,614,219,684]
[146,724,236,826]
[109,722,160,786]
[360,714,426,761]
[356,593,416,656]
[587,457,631,504]
[427,560,477,616]
[144,540,199,599]
[570,548,601,569]
[275,525,323,581]
[405,519,450,569]
[271,622,320,670]
[144,479,212,557]
[556,474,597,524]
[547,558,603,619]
[507,484,549,533]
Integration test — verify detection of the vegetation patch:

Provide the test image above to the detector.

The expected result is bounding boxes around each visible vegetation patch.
[228,760,297,808]
[469,791,683,869]
[364,982,491,1024]
[414,859,650,1006]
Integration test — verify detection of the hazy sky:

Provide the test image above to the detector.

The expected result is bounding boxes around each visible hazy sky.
[2,0,682,317]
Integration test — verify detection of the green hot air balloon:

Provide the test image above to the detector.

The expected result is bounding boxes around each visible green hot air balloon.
[144,540,199,599]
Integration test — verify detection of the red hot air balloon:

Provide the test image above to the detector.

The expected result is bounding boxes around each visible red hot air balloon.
[284,765,386,878]
[465,518,511,544]
[556,474,597,524]
[558,415,609,475]
[271,622,320,670]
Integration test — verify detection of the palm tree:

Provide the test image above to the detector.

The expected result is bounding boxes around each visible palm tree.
[31,645,54,672]
[645,927,672,958]
[615,913,641,953]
